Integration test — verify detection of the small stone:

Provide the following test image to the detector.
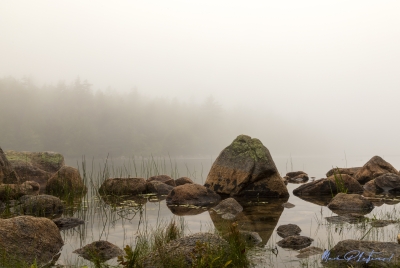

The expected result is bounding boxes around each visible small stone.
[52,217,85,231]
[277,224,301,238]
[282,202,295,208]
[73,240,123,262]
[277,235,313,250]
[296,246,323,258]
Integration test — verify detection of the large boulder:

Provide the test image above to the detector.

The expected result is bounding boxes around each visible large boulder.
[0,147,19,184]
[327,193,374,213]
[20,194,64,216]
[147,175,176,187]
[326,167,361,178]
[204,135,288,198]
[323,239,400,267]
[46,166,87,195]
[293,174,363,196]
[99,177,147,195]
[354,156,399,184]
[0,216,63,265]
[166,184,221,207]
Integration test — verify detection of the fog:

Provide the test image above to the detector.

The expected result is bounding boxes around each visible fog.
[1,1,400,158]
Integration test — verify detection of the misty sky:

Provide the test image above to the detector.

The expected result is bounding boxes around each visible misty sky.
[1,1,400,156]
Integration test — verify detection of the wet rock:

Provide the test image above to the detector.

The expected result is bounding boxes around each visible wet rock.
[285,171,309,183]
[282,202,295,208]
[204,135,289,198]
[167,204,207,216]
[277,235,313,250]
[374,173,400,191]
[46,166,87,195]
[20,194,64,216]
[293,174,363,196]
[99,177,147,195]
[147,175,176,187]
[166,183,221,207]
[73,240,124,262]
[326,167,361,178]
[363,179,380,193]
[354,156,399,184]
[0,181,40,200]
[324,239,400,267]
[143,233,229,267]
[212,197,243,216]
[239,231,262,245]
[146,181,174,196]
[0,147,20,184]
[175,177,194,186]
[325,214,365,224]
[277,224,301,238]
[296,246,324,258]
[53,217,85,230]
[327,193,374,213]
[0,216,63,265]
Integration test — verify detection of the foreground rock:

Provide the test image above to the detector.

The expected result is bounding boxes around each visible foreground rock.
[146,181,174,196]
[20,194,64,216]
[147,175,176,187]
[175,177,194,186]
[0,216,63,265]
[284,171,309,183]
[323,239,400,267]
[73,240,123,262]
[212,197,243,218]
[327,193,374,214]
[166,184,221,207]
[277,224,301,238]
[99,177,147,195]
[277,235,313,250]
[293,174,363,196]
[0,181,40,200]
[0,147,19,184]
[53,217,85,231]
[326,167,361,178]
[354,156,399,184]
[143,233,229,267]
[204,135,288,198]
[46,166,87,195]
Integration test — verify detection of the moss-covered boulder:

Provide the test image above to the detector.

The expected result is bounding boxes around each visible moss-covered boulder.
[0,147,19,184]
[46,166,87,195]
[5,150,65,190]
[0,216,63,265]
[204,135,288,198]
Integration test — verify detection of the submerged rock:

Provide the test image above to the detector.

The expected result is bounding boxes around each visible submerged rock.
[53,217,85,230]
[282,202,295,208]
[327,193,374,213]
[73,240,123,262]
[204,135,288,198]
[354,156,399,184]
[166,183,221,207]
[175,177,194,186]
[167,204,208,216]
[212,197,243,216]
[277,235,313,250]
[147,175,176,187]
[370,219,397,228]
[0,216,63,265]
[296,246,324,258]
[325,214,365,224]
[239,231,262,245]
[277,224,301,238]
[46,166,87,195]
[99,177,147,195]
[324,239,400,267]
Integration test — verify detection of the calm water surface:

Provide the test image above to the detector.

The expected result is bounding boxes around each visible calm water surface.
[57,155,400,267]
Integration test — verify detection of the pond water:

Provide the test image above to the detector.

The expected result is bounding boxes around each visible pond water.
[50,155,400,267]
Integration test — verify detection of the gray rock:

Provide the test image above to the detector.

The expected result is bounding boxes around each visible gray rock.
[20,194,64,216]
[277,224,301,238]
[204,135,289,198]
[73,240,123,262]
[53,217,85,231]
[374,173,400,192]
[277,235,313,250]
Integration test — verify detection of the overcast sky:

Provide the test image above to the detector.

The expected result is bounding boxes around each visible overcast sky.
[1,1,400,157]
